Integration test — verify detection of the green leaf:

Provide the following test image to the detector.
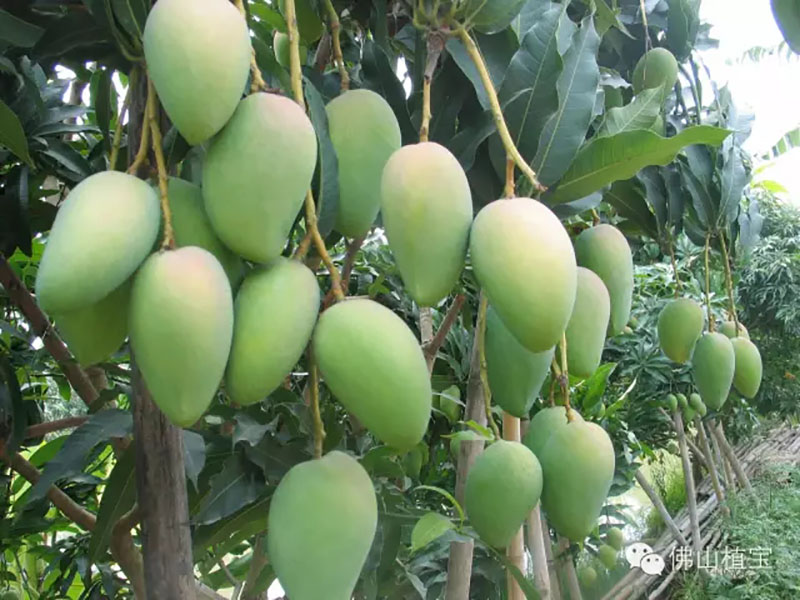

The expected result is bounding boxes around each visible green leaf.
[414,485,465,523]
[304,77,339,237]
[361,39,415,143]
[484,544,541,599]
[667,0,701,61]
[594,0,633,37]
[603,179,659,239]
[249,3,287,32]
[162,126,191,170]
[41,138,93,182]
[548,126,731,204]
[532,16,601,186]
[0,8,44,47]
[773,0,800,53]
[183,430,206,490]
[598,88,661,137]
[92,69,112,151]
[0,99,33,167]
[679,159,715,229]
[636,166,668,233]
[192,497,270,557]
[87,446,136,565]
[31,123,101,136]
[411,512,455,553]
[717,142,748,228]
[193,455,260,525]
[111,0,147,44]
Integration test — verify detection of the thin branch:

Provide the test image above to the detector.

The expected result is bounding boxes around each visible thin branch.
[309,358,326,459]
[504,156,515,198]
[423,294,465,372]
[109,81,132,171]
[559,333,573,422]
[25,416,88,438]
[234,0,269,93]
[146,78,175,250]
[241,536,269,600]
[718,232,740,333]
[477,293,501,440]
[323,0,349,91]
[321,235,364,307]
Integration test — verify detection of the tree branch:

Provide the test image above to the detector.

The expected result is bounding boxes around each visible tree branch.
[423,294,465,371]
[25,416,88,439]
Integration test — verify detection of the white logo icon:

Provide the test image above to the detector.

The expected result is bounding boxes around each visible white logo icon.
[625,542,654,568]
[640,552,666,575]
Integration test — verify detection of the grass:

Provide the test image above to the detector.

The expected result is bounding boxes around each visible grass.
[645,452,688,537]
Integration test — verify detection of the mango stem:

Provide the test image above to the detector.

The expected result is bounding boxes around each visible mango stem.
[718,232,740,334]
[323,0,350,91]
[559,333,573,421]
[233,0,269,93]
[477,293,501,440]
[145,78,174,250]
[309,358,326,459]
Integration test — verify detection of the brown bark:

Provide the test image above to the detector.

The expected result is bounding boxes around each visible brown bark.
[423,294,466,372]
[25,416,89,438]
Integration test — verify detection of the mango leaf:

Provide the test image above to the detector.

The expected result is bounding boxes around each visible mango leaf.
[661,165,685,228]
[773,0,800,53]
[717,142,749,228]
[636,166,668,232]
[604,179,659,239]
[304,77,339,237]
[411,512,454,553]
[87,446,136,565]
[193,455,261,525]
[594,0,633,37]
[361,40,415,143]
[548,126,731,204]
[110,0,147,44]
[498,3,565,163]
[532,16,601,186]
[679,160,715,229]
[183,430,206,490]
[250,2,287,32]
[192,496,270,556]
[666,0,701,61]
[0,99,33,167]
[738,197,764,251]
[0,8,44,47]
[597,88,661,137]
[92,69,113,151]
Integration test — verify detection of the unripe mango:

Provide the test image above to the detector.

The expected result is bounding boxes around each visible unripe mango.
[606,526,624,551]
[719,320,750,339]
[682,406,696,423]
[278,0,324,43]
[692,332,735,411]
[633,48,679,100]
[575,225,633,336]
[327,90,402,238]
[486,306,554,418]
[381,142,472,306]
[539,421,615,542]
[226,258,320,406]
[55,280,131,367]
[465,441,542,548]
[461,0,527,34]
[666,393,678,412]
[676,393,688,410]
[273,31,308,68]
[658,298,704,363]
[36,171,160,314]
[731,338,762,399]
[471,198,577,353]
[523,406,583,459]
[578,565,598,588]
[268,451,377,600]
[597,544,618,570]
[168,178,244,286]
[689,392,707,416]
[435,385,462,423]
[566,268,611,378]
[203,93,317,263]
[143,0,250,145]
[130,247,233,427]
[313,299,431,450]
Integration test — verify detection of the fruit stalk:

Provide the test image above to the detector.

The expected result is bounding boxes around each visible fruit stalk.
[310,360,326,459]
[558,333,573,421]
[667,234,683,296]
[145,78,175,250]
[423,294,466,372]
[109,80,132,171]
[718,232,741,334]
[323,0,349,91]
[233,0,269,93]
[703,233,714,331]
[504,157,514,198]
[126,87,151,177]
[456,27,544,193]
[476,293,501,440]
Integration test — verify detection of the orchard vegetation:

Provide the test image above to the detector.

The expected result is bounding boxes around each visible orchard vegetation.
[1,1,800,599]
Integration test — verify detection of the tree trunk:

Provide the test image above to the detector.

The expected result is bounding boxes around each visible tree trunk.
[503,413,524,600]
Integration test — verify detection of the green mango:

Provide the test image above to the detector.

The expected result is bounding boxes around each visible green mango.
[54,280,131,367]
[539,421,615,542]
[268,451,377,600]
[566,268,611,378]
[682,406,696,423]
[460,0,527,34]
[731,337,763,399]
[606,526,624,551]
[578,565,598,588]
[465,441,542,548]
[676,393,688,410]
[718,320,750,339]
[168,178,244,287]
[692,332,735,411]
[130,247,233,427]
[575,225,633,336]
[313,299,431,450]
[597,544,618,570]
[435,385,462,423]
[381,142,472,306]
[632,48,679,101]
[279,0,324,43]
[226,258,320,406]
[666,393,678,412]
[203,93,317,263]
[689,392,707,416]
[36,171,160,314]
[143,0,250,145]
[658,298,705,363]
[522,406,583,459]
[403,445,426,479]
[486,306,554,418]
[471,198,577,353]
[273,31,308,68]
[327,90,402,238]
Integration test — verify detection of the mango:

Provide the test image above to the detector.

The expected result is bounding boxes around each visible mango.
[719,320,750,339]
[471,198,577,353]
[633,48,679,100]
[566,268,611,378]
[539,420,615,542]
[676,393,688,410]
[381,142,473,306]
[130,247,233,427]
[658,298,704,363]
[36,172,159,314]
[465,441,542,548]
[689,392,707,416]
[666,393,678,412]
[578,565,598,588]
[278,0,324,43]
[682,406,696,423]
[168,178,244,286]
[55,280,131,367]
[575,225,633,336]
[327,89,402,238]
[597,544,618,570]
[522,406,583,459]
[267,451,377,600]
[226,258,320,406]
[313,299,431,450]
[606,526,624,551]
[143,0,250,145]
[486,306,554,418]
[203,93,317,263]
[273,31,308,68]
[461,0,527,34]
[731,338,762,399]
[435,385,462,423]
[692,332,735,411]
